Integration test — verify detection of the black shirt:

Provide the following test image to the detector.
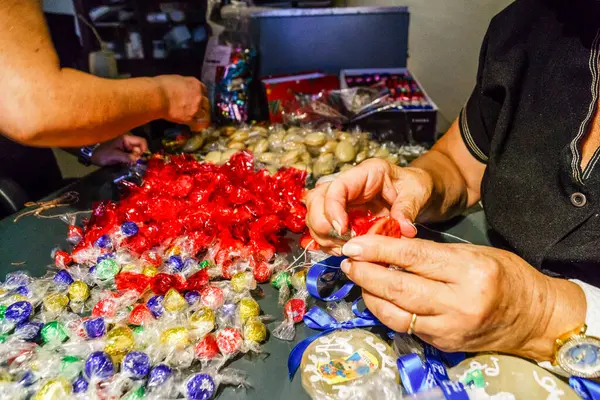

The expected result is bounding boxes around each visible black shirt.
[459,0,600,286]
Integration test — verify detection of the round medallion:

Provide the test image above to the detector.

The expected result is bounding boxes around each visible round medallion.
[556,335,600,378]
[300,329,398,399]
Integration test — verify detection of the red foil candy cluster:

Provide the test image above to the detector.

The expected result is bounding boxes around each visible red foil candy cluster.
[73,152,307,281]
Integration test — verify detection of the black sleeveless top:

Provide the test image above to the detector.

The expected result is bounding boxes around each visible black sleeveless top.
[459,0,600,286]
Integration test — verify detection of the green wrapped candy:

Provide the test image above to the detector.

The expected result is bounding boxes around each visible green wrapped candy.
[41,321,69,344]
[271,271,291,289]
[60,356,82,380]
[96,259,120,280]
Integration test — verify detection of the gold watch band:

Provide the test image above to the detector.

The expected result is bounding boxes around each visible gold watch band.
[552,324,587,366]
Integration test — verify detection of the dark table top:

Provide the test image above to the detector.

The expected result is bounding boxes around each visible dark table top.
[0,166,491,399]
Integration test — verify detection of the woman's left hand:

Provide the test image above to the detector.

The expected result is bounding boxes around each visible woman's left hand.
[340,235,587,360]
[91,134,148,166]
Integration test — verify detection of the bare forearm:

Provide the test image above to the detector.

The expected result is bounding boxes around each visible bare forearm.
[407,119,485,222]
[16,69,167,147]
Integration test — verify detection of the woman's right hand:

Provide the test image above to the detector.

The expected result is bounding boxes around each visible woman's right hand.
[305,158,434,252]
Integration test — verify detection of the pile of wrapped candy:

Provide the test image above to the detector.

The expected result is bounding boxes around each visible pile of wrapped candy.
[166,124,427,178]
[0,152,310,399]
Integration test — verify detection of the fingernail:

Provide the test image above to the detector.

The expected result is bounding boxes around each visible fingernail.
[409,222,418,235]
[342,242,363,257]
[332,221,343,236]
[341,259,351,274]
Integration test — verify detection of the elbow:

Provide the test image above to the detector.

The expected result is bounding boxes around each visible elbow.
[1,112,49,147]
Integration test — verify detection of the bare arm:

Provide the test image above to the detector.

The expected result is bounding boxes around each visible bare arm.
[0,1,208,147]
[410,118,486,222]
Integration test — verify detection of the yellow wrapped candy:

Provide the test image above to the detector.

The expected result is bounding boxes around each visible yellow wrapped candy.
[189,307,215,334]
[231,271,256,293]
[120,263,140,273]
[239,298,260,323]
[142,266,158,277]
[291,269,308,290]
[243,318,266,342]
[2,294,29,306]
[163,288,187,312]
[165,245,182,257]
[0,369,11,382]
[160,326,190,349]
[33,377,71,400]
[68,281,89,302]
[104,326,134,362]
[43,293,69,314]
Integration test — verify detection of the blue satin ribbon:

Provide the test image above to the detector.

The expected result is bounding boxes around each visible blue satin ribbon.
[397,345,469,400]
[306,255,356,302]
[287,298,382,380]
[570,377,600,400]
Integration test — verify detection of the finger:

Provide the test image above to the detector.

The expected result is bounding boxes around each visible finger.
[362,289,413,332]
[389,197,420,238]
[123,135,149,153]
[341,259,444,315]
[323,160,396,236]
[199,81,208,96]
[316,173,339,186]
[342,236,456,280]
[306,187,348,248]
[108,150,137,166]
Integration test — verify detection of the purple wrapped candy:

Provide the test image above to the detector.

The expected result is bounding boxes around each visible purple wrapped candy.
[83,317,106,339]
[97,253,115,263]
[167,255,184,273]
[15,321,43,341]
[53,270,74,287]
[148,364,172,389]
[73,374,89,393]
[85,351,114,380]
[5,301,32,324]
[184,291,200,305]
[122,351,151,379]
[13,286,29,296]
[94,234,112,249]
[147,295,164,318]
[121,222,139,237]
[18,371,35,387]
[186,373,216,400]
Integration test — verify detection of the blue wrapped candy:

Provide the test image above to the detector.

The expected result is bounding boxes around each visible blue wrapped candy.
[187,373,216,400]
[4,272,31,289]
[148,364,173,389]
[122,351,151,379]
[53,270,74,287]
[121,222,139,237]
[185,291,200,305]
[147,295,164,318]
[83,317,106,339]
[73,374,89,393]
[5,301,32,324]
[94,234,112,249]
[97,253,115,263]
[13,286,29,296]
[15,321,43,341]
[85,351,114,380]
[167,255,184,273]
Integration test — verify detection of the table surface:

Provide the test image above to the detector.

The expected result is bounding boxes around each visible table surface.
[0,166,491,399]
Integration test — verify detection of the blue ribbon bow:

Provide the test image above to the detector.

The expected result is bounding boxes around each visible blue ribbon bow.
[397,345,469,400]
[287,298,381,380]
[570,377,600,400]
[306,255,355,302]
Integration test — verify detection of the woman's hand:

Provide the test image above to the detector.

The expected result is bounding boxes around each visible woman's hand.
[91,134,148,166]
[340,235,587,361]
[305,159,434,252]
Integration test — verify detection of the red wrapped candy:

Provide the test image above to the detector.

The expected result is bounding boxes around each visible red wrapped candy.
[129,304,154,325]
[195,333,220,360]
[150,273,186,295]
[54,250,73,269]
[115,272,150,293]
[185,269,209,291]
[216,328,243,355]
[92,297,117,318]
[67,225,83,246]
[200,286,225,310]
[284,298,306,323]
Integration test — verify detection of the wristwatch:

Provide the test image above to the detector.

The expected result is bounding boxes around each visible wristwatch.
[554,324,600,378]
[78,144,100,166]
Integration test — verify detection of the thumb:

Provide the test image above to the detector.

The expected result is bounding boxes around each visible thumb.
[390,197,421,238]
